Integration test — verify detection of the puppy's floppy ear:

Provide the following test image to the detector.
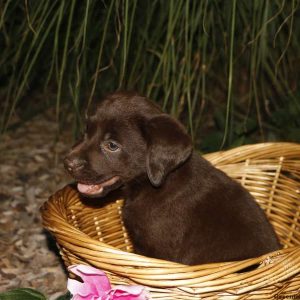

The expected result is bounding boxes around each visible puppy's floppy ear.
[145,114,193,187]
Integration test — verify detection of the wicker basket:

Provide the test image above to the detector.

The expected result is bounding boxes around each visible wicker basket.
[41,143,300,299]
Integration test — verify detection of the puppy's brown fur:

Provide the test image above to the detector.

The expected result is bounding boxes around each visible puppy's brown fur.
[64,92,281,265]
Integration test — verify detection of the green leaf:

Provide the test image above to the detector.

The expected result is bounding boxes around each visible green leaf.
[0,288,46,300]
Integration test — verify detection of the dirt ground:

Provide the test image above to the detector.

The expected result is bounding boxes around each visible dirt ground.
[0,110,75,299]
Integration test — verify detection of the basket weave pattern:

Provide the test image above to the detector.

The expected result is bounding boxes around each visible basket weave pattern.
[41,143,300,299]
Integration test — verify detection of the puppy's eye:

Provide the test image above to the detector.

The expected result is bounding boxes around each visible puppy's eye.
[104,141,120,152]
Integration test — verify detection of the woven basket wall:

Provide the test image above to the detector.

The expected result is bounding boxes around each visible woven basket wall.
[41,143,300,299]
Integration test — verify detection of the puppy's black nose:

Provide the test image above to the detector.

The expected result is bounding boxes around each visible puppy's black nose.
[64,156,86,172]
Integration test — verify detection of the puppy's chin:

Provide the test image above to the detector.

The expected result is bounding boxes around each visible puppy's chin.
[77,176,122,198]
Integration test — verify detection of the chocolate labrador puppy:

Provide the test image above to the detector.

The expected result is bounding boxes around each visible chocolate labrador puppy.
[64,92,281,265]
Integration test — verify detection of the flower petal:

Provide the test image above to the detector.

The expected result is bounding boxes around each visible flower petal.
[108,285,150,300]
[67,278,89,297]
[71,294,100,300]
[68,265,112,296]
[67,265,150,300]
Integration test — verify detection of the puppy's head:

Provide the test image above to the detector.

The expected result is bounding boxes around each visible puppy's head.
[64,92,192,197]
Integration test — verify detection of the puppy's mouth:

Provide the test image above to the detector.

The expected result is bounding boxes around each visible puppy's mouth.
[77,176,120,197]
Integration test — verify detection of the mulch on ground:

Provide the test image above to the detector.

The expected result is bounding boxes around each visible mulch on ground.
[0,111,75,299]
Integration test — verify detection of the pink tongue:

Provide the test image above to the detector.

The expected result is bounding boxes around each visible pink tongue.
[77,183,103,195]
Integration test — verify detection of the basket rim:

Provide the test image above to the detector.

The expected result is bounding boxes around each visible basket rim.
[203,141,300,164]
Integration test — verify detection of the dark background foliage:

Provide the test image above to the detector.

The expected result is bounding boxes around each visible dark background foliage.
[1,0,299,151]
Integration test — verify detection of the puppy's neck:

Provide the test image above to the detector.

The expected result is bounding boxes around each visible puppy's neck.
[123,174,153,200]
[124,151,204,201]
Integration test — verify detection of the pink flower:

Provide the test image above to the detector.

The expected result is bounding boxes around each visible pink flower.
[67,264,150,300]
